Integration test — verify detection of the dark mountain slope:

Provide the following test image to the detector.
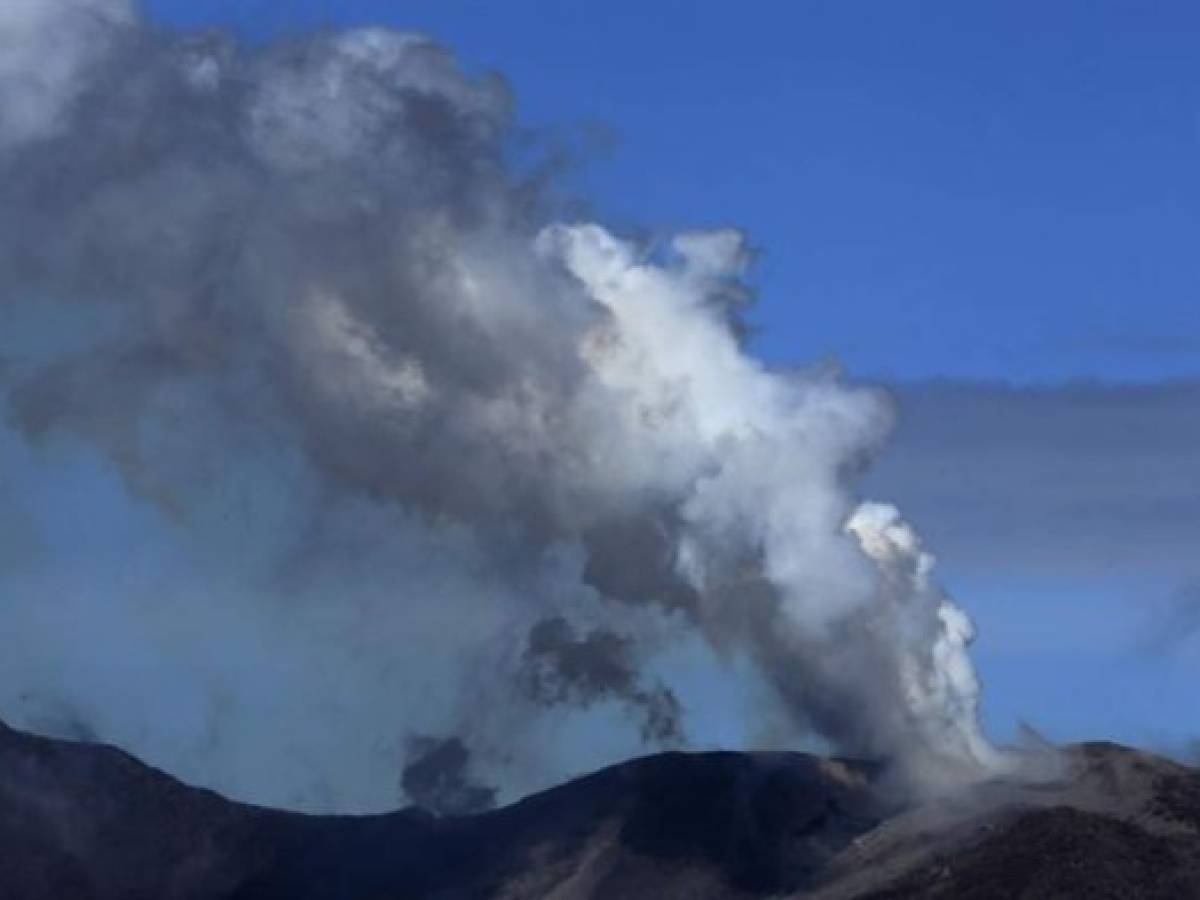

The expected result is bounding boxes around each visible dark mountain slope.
[860,806,1200,900]
[1,719,1199,898]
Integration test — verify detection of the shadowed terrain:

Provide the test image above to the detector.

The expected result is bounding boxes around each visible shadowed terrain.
[2,719,1199,898]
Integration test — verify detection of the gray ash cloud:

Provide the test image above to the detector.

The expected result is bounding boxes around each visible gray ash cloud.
[0,0,999,810]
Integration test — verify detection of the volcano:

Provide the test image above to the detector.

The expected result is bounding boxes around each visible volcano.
[2,719,1200,898]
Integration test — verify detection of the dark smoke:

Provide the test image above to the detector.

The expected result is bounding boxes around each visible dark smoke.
[401,735,497,816]
[520,616,684,745]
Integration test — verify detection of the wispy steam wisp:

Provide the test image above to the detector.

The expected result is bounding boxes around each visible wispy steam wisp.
[0,0,996,809]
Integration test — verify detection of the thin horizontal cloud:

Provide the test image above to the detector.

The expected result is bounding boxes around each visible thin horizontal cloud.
[867,380,1200,581]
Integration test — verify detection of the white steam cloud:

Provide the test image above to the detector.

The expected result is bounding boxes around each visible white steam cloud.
[0,0,997,809]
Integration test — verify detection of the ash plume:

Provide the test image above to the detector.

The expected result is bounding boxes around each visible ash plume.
[0,0,999,809]
[520,616,684,745]
[401,735,496,816]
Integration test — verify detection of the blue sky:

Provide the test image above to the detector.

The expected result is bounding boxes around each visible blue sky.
[145,0,1200,381]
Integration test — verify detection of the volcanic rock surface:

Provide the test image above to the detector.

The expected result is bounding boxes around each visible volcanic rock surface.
[2,718,1199,898]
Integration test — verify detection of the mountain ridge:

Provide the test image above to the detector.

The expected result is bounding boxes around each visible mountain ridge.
[2,718,1199,898]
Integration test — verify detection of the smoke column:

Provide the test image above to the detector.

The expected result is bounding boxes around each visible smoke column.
[0,0,997,810]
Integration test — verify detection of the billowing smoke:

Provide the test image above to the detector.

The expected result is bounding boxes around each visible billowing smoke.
[0,0,997,809]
